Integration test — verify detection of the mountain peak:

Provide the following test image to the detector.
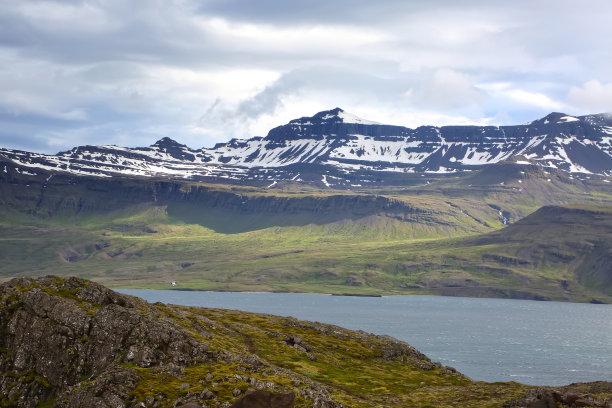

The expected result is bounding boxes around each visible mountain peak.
[289,108,380,126]
[313,107,344,121]
[536,112,581,125]
[148,137,196,161]
[151,137,185,148]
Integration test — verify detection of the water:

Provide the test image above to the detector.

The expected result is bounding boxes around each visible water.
[117,290,612,386]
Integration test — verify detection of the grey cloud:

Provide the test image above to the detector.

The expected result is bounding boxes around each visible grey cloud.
[196,0,483,25]
[199,66,407,137]
[0,1,211,66]
[0,107,178,154]
[405,69,486,109]
[197,71,308,139]
[1,0,364,72]
[1,0,611,153]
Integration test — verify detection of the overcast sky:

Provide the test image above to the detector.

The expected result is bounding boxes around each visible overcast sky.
[1,0,611,153]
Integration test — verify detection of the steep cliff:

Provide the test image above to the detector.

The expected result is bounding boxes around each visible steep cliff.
[0,166,470,235]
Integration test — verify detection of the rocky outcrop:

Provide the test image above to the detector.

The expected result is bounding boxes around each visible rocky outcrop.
[502,382,612,408]
[0,277,211,407]
[0,277,345,407]
[1,277,610,408]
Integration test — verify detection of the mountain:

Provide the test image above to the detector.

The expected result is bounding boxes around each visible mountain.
[1,109,612,303]
[1,108,612,188]
[0,166,610,301]
[407,205,612,303]
[2,276,610,407]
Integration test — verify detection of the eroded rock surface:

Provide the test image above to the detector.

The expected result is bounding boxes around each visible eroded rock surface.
[1,277,213,407]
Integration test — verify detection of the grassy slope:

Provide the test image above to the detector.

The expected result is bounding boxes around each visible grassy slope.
[0,163,612,302]
[141,307,532,408]
[0,277,538,407]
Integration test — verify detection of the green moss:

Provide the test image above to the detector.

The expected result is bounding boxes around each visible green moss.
[133,304,535,407]
[34,375,51,388]
[130,362,276,406]
[35,399,56,408]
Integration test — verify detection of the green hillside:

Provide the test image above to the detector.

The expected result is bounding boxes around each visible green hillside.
[1,161,612,303]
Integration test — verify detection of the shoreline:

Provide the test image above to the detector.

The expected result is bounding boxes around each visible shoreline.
[110,286,610,305]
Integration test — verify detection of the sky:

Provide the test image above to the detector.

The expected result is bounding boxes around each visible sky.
[1,0,612,154]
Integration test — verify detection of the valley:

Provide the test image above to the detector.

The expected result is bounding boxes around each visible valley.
[1,148,611,303]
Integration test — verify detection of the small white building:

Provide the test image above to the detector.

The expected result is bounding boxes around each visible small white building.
[171,281,177,287]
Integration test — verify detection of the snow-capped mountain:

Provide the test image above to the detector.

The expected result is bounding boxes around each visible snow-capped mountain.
[2,108,612,187]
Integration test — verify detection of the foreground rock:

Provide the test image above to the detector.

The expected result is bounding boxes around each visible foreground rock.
[0,277,609,407]
[502,383,612,408]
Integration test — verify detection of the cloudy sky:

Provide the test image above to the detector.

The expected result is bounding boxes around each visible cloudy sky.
[1,0,612,153]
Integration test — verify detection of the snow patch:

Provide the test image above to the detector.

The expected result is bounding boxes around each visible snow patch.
[558,116,579,123]
[336,110,380,125]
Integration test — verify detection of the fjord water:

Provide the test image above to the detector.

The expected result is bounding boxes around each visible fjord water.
[118,290,611,386]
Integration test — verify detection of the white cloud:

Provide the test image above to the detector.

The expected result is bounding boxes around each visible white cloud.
[405,69,485,109]
[197,17,387,56]
[503,89,564,110]
[567,80,612,113]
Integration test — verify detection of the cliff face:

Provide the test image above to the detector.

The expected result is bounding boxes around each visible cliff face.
[0,277,610,408]
[0,167,415,217]
[0,169,443,234]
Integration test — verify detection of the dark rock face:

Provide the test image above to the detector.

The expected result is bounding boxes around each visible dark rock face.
[0,170,434,233]
[0,277,211,407]
[265,107,411,143]
[148,137,197,162]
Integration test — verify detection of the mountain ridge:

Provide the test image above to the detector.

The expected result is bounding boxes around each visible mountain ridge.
[2,109,612,188]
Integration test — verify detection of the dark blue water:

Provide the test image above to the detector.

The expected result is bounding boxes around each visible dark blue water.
[117,290,612,386]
